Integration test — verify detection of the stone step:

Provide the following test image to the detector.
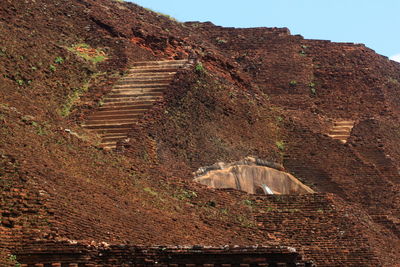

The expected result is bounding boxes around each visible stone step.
[113,83,169,89]
[100,141,118,147]
[84,116,139,124]
[328,134,350,139]
[102,145,117,150]
[116,78,173,85]
[109,87,165,93]
[99,102,154,109]
[104,96,160,102]
[330,129,352,133]
[120,74,175,79]
[82,60,190,151]
[334,121,355,126]
[93,128,132,134]
[97,107,151,113]
[110,87,165,93]
[332,125,353,129]
[101,101,158,108]
[101,133,128,138]
[130,63,187,69]
[82,122,137,128]
[91,109,147,116]
[326,120,355,144]
[132,59,188,66]
[104,94,162,102]
[102,133,128,137]
[329,130,351,134]
[111,89,166,95]
[129,66,185,72]
[87,113,142,120]
[102,135,128,142]
[111,87,166,93]
[127,68,182,74]
[103,100,159,106]
[109,89,165,95]
[125,72,177,78]
[107,91,164,98]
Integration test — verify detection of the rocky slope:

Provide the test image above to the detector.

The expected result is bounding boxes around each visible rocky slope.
[1,0,400,266]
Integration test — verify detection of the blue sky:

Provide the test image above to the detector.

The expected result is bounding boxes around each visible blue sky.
[130,0,400,61]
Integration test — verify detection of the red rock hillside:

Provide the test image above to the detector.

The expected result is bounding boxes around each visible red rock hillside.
[1,0,399,266]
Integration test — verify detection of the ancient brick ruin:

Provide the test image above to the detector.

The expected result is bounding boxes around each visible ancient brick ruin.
[0,176,381,266]
[1,0,400,265]
[13,243,312,267]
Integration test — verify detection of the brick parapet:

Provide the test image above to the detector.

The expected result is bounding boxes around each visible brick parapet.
[14,242,312,267]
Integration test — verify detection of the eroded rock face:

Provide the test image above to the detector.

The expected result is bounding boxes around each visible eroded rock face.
[194,159,314,195]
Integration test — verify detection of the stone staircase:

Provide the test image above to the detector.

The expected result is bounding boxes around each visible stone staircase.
[327,120,355,143]
[82,59,190,150]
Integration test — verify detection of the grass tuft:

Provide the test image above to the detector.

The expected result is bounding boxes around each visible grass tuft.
[67,43,107,64]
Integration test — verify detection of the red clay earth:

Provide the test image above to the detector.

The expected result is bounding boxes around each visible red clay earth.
[1,0,400,266]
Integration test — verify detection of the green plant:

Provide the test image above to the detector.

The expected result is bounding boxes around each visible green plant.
[9,254,21,267]
[220,208,229,215]
[59,88,83,117]
[54,56,64,64]
[174,189,198,200]
[276,140,285,151]
[33,122,47,136]
[265,206,275,212]
[236,215,254,228]
[22,118,47,136]
[299,45,308,56]
[143,187,158,196]
[59,72,102,117]
[49,64,56,72]
[144,8,179,22]
[228,90,237,99]
[16,80,24,86]
[243,199,254,207]
[216,37,227,44]
[276,116,283,123]
[98,99,105,107]
[93,55,106,63]
[388,77,399,84]
[9,255,17,262]
[67,43,107,64]
[0,103,9,109]
[287,208,300,213]
[60,87,84,117]
[289,80,297,86]
[309,82,317,95]
[0,47,6,57]
[195,62,204,73]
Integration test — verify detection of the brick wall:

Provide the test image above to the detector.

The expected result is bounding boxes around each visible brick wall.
[0,154,55,264]
[193,24,397,119]
[14,243,312,267]
[5,193,384,266]
[252,193,380,266]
